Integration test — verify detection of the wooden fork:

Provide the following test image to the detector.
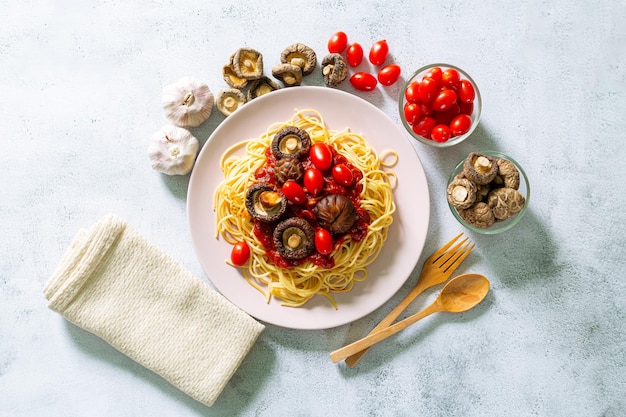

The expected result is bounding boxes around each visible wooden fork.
[343,232,475,367]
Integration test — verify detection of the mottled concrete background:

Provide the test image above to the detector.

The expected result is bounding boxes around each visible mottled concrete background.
[2,1,625,416]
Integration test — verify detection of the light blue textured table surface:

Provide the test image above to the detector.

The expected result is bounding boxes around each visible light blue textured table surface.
[2,1,625,416]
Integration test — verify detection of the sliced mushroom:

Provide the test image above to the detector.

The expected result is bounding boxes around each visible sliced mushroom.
[280,43,317,76]
[222,55,249,89]
[272,63,303,87]
[446,177,477,209]
[315,194,356,235]
[215,88,246,117]
[274,156,304,184]
[463,152,498,185]
[232,47,264,80]
[458,202,496,229]
[487,187,525,221]
[496,158,521,189]
[271,126,311,159]
[247,76,281,101]
[321,53,348,88]
[245,183,287,222]
[273,217,315,260]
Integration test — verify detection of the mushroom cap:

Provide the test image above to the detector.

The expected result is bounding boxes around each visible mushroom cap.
[274,156,304,184]
[232,47,264,80]
[321,53,348,88]
[271,126,311,159]
[273,217,315,260]
[458,202,496,229]
[245,183,288,222]
[496,158,521,189]
[215,88,246,117]
[315,194,357,235]
[280,43,317,76]
[487,187,525,221]
[463,152,498,185]
[222,57,249,89]
[161,77,214,128]
[272,63,303,87]
[247,76,281,101]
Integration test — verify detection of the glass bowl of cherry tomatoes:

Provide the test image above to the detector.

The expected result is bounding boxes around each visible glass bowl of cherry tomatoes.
[399,63,481,147]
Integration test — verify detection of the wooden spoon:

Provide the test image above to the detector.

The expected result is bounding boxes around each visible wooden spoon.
[330,273,490,363]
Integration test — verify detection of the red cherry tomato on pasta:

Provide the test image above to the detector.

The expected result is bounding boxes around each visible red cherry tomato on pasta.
[432,89,458,112]
[377,64,401,86]
[328,31,348,53]
[403,102,421,124]
[230,241,250,266]
[458,79,476,104]
[315,228,333,255]
[309,142,333,170]
[449,114,472,136]
[350,72,377,91]
[441,68,460,89]
[332,163,354,186]
[281,180,306,204]
[431,124,452,143]
[346,43,364,67]
[369,39,389,66]
[304,168,324,195]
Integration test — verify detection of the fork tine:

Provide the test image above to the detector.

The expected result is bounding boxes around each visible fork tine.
[423,232,464,268]
[442,241,475,275]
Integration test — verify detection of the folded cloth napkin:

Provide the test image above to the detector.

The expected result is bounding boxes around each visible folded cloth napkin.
[43,214,264,407]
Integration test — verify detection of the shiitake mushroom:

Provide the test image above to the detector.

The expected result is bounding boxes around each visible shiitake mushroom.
[273,217,315,260]
[315,194,356,235]
[274,156,304,184]
[271,126,311,159]
[245,183,287,222]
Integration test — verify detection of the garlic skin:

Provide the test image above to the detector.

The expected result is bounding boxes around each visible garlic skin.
[148,125,199,175]
[162,77,214,127]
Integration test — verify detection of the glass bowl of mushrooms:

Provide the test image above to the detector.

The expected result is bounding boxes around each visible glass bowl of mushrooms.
[446,151,530,234]
[399,63,481,147]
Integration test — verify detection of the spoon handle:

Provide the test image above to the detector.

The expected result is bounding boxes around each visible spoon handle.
[330,302,442,363]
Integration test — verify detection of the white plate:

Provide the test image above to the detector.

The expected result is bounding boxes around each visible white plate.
[187,86,430,330]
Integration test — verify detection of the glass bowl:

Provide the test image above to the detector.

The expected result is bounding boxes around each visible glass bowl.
[399,63,481,147]
[447,151,529,234]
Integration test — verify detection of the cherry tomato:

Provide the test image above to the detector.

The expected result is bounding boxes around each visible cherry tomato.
[350,72,377,91]
[434,102,460,126]
[459,101,474,115]
[282,180,306,204]
[304,168,324,195]
[315,228,333,255]
[346,43,364,67]
[417,77,438,103]
[332,163,354,186]
[431,124,452,143]
[419,101,434,117]
[369,39,389,66]
[377,64,401,86]
[309,142,333,170]
[432,89,458,112]
[441,68,460,89]
[328,31,348,53]
[403,102,421,124]
[404,81,420,103]
[424,67,442,87]
[450,114,472,136]
[458,79,476,104]
[230,241,250,266]
[412,116,436,138]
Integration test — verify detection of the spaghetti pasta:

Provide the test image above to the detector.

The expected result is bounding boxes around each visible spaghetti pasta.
[213,109,396,308]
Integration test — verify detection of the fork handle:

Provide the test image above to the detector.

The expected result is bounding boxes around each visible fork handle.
[343,281,428,367]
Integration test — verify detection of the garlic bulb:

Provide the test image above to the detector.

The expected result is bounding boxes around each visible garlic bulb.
[162,77,214,127]
[148,125,199,175]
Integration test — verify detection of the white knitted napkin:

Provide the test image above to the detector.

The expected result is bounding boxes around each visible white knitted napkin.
[43,214,264,407]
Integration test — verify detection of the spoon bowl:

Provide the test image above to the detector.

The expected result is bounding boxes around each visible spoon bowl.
[330,273,490,363]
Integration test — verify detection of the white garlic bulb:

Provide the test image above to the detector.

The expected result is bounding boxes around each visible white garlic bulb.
[162,77,214,127]
[148,125,199,175]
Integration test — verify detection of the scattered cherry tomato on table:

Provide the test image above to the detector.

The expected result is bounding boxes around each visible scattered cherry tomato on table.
[369,39,389,66]
[346,43,364,67]
[332,163,354,186]
[315,228,333,255]
[328,31,348,53]
[350,72,377,91]
[304,167,324,196]
[282,180,306,204]
[309,142,333,170]
[231,241,250,266]
[377,64,401,86]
